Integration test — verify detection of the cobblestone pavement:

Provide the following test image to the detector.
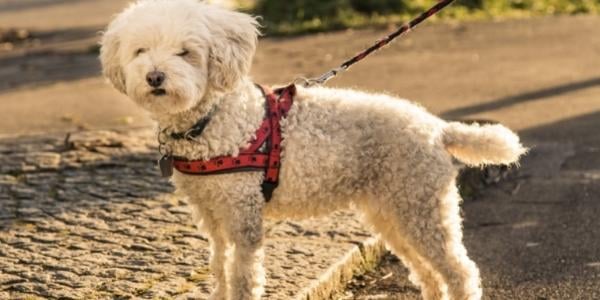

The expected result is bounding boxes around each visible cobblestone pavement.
[0,130,379,300]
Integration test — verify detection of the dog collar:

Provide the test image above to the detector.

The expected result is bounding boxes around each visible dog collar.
[168,106,216,141]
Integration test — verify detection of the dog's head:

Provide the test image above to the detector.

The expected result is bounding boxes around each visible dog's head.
[100,0,259,116]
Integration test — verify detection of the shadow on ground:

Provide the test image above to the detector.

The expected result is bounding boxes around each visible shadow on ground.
[0,51,100,93]
[464,112,600,298]
[0,26,101,93]
[521,110,600,145]
[442,76,600,120]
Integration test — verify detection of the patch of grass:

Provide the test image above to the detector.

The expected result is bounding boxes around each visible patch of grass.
[250,0,600,35]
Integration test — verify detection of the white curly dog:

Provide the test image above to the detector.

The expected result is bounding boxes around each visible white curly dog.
[100,1,526,299]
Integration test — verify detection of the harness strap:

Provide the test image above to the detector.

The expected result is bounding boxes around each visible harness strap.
[172,84,296,202]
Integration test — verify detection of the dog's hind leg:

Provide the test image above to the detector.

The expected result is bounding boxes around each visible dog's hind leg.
[417,183,482,300]
[361,181,482,300]
[360,203,448,300]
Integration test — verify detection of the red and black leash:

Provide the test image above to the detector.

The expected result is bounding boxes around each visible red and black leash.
[305,0,456,86]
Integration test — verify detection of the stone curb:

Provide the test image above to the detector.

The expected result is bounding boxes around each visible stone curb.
[297,237,385,300]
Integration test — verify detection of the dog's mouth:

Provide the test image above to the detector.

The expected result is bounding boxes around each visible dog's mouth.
[151,88,167,96]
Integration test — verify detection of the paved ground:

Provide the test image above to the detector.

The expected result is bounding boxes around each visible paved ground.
[1,1,600,299]
[0,130,382,299]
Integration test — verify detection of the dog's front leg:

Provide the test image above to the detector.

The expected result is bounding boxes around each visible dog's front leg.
[225,193,265,300]
[197,211,229,300]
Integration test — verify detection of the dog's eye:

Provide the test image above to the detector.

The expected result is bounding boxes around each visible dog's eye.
[135,48,146,56]
[177,49,189,57]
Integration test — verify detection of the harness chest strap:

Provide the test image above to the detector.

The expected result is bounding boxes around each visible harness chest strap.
[170,84,296,201]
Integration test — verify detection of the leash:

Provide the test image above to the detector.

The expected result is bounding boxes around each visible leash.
[301,0,456,86]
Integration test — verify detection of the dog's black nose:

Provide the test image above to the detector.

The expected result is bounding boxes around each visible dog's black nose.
[146,71,165,87]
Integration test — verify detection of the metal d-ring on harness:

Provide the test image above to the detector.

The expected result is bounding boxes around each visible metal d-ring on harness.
[301,0,457,87]
[156,0,457,200]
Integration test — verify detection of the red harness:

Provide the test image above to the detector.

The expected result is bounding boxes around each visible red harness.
[171,84,296,201]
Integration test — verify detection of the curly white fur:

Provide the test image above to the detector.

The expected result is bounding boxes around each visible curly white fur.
[100,1,526,299]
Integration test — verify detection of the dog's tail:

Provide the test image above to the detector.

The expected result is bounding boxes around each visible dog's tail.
[441,122,527,166]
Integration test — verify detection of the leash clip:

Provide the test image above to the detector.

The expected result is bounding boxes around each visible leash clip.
[300,67,346,87]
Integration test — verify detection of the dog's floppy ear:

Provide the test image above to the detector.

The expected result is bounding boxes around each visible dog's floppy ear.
[100,28,126,94]
[206,8,260,91]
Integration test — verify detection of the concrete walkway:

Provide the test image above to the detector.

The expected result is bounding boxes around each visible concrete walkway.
[2,8,600,136]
